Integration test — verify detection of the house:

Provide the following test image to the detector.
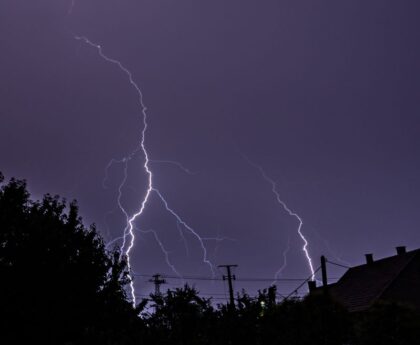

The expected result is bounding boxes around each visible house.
[309,246,420,312]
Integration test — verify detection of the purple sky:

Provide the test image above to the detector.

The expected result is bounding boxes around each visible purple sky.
[1,0,420,300]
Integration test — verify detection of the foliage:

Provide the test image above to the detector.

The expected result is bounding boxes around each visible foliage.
[145,285,216,345]
[353,301,420,345]
[0,176,142,345]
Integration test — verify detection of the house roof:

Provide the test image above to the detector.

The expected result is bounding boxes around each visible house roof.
[327,249,420,312]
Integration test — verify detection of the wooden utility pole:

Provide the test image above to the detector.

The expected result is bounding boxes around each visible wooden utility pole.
[218,264,238,309]
[149,274,166,295]
[321,256,328,288]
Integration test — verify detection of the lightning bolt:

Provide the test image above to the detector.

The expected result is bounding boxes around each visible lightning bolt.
[310,226,352,268]
[106,234,125,249]
[150,159,197,175]
[136,228,183,279]
[114,159,132,253]
[102,149,140,189]
[154,188,215,276]
[243,155,316,281]
[106,228,182,279]
[176,221,190,256]
[75,35,214,306]
[272,235,290,285]
[67,0,75,15]
[202,235,237,243]
[175,223,236,260]
[203,234,237,261]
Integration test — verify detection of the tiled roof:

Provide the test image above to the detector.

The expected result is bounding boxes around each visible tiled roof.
[328,249,420,312]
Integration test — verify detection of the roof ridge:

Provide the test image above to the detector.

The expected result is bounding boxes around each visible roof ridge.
[351,248,420,268]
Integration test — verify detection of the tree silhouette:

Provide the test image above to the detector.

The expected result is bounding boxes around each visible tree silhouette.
[0,175,142,344]
[354,301,420,345]
[146,285,216,345]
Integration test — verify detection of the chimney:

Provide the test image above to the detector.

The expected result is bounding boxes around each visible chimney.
[365,253,374,264]
[396,246,406,256]
[308,280,317,293]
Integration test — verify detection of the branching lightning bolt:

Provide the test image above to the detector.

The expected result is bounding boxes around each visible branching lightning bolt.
[136,228,183,279]
[68,0,75,15]
[202,235,237,243]
[176,221,190,256]
[75,35,214,306]
[106,234,125,249]
[175,221,236,259]
[272,235,290,285]
[154,189,215,276]
[203,235,237,261]
[106,228,182,279]
[150,159,197,175]
[243,155,316,281]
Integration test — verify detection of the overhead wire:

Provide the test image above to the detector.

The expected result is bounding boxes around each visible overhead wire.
[133,273,337,282]
[134,261,350,303]
[326,259,351,269]
[284,266,322,300]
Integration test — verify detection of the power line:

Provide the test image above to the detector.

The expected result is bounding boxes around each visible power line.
[135,295,229,300]
[134,274,221,281]
[326,259,351,269]
[134,265,343,304]
[284,266,322,300]
[134,273,338,282]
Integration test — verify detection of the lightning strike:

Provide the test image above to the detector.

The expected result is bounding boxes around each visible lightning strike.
[176,221,190,256]
[154,188,215,276]
[150,159,197,175]
[106,234,125,249]
[175,223,236,260]
[75,35,214,306]
[243,155,316,281]
[102,148,140,189]
[136,228,183,279]
[272,235,290,285]
[68,0,75,15]
[106,227,181,279]
[203,235,237,261]
[202,235,237,243]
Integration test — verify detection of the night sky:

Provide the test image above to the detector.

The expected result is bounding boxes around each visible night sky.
[1,0,420,300]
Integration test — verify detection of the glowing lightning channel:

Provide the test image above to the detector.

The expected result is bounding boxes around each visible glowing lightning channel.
[136,228,183,279]
[103,152,144,253]
[75,35,214,306]
[176,222,236,259]
[113,158,132,253]
[106,235,125,249]
[272,235,290,285]
[74,35,154,305]
[150,159,197,175]
[176,221,190,256]
[203,235,237,261]
[243,155,316,281]
[106,228,182,279]
[102,148,141,189]
[68,0,75,15]
[154,188,215,276]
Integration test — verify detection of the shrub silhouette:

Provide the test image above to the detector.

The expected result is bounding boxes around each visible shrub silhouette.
[0,176,142,345]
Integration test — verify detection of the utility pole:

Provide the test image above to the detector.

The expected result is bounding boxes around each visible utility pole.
[149,274,166,296]
[320,256,328,288]
[218,264,238,310]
